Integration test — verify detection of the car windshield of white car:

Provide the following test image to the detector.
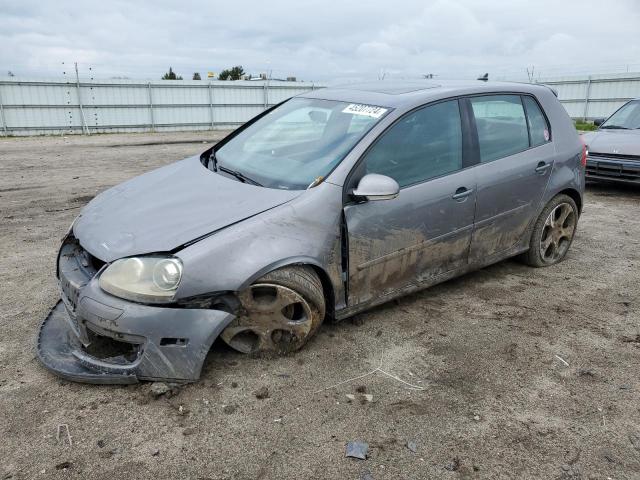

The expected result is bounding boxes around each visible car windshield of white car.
[601,100,640,130]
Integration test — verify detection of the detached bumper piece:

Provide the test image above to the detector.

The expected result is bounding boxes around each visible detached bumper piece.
[586,154,640,184]
[37,295,235,384]
[37,235,235,384]
[38,301,138,384]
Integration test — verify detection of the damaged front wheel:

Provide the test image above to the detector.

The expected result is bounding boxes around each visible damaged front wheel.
[220,266,325,354]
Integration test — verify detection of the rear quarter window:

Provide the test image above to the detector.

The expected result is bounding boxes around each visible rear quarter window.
[523,96,551,147]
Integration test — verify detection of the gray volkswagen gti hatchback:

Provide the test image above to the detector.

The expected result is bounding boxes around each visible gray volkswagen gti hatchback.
[38,81,586,384]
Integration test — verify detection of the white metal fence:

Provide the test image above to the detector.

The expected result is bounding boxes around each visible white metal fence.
[2,73,639,135]
[537,72,640,120]
[0,77,323,136]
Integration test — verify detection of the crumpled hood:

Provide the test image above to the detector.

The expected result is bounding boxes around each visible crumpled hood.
[582,130,640,156]
[74,156,301,262]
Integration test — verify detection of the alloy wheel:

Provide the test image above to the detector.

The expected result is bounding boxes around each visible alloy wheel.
[220,283,316,354]
[539,202,576,263]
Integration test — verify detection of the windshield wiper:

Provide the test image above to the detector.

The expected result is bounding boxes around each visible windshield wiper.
[210,150,262,186]
[218,165,262,186]
[601,125,629,130]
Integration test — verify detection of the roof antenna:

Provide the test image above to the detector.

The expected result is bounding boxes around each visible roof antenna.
[477,73,489,82]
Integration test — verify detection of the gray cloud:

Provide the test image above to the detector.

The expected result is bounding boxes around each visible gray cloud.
[1,0,639,82]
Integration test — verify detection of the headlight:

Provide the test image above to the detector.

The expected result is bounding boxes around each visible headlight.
[99,256,183,303]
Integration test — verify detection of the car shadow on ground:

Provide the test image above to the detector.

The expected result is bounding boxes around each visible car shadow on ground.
[586,180,640,198]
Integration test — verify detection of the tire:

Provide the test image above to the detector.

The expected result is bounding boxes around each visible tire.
[220,266,326,355]
[522,194,579,267]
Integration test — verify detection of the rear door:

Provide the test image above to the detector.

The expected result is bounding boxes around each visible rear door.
[467,94,555,262]
[344,99,477,306]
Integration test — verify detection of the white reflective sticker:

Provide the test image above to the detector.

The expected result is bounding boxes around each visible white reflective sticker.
[342,104,388,118]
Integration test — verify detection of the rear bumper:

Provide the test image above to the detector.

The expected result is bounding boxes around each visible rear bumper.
[37,236,235,384]
[586,157,640,184]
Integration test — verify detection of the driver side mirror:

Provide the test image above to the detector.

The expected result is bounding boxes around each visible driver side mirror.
[352,173,399,201]
[593,118,605,127]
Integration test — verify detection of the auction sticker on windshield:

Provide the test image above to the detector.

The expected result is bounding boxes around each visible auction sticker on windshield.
[342,104,388,118]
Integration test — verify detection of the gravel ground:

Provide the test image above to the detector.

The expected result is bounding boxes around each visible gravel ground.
[1,132,639,480]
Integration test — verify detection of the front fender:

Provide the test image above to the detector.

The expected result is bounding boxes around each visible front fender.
[237,255,333,291]
[175,182,345,310]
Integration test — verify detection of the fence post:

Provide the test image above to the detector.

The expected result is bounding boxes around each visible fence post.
[74,62,90,135]
[0,85,7,136]
[583,76,592,121]
[208,81,214,129]
[263,80,269,110]
[147,82,155,132]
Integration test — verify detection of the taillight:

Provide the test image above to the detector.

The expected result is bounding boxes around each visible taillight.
[579,139,588,167]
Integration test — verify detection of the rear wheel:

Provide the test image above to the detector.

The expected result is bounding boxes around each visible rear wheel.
[522,194,578,267]
[220,266,325,354]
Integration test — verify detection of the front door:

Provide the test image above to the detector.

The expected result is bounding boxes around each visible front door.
[344,99,477,306]
[466,94,555,262]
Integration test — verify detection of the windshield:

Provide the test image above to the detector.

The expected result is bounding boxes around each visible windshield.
[600,100,640,130]
[214,97,389,189]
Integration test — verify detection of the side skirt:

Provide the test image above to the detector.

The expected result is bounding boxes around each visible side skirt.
[334,243,530,321]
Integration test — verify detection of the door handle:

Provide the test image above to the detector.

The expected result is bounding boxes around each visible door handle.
[535,162,551,174]
[452,187,474,200]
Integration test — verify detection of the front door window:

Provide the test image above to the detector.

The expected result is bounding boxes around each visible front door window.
[362,100,463,187]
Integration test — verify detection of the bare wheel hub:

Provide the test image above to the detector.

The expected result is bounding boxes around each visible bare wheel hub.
[539,202,576,263]
[221,283,316,354]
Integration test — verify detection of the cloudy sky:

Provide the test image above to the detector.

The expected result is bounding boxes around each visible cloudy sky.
[2,0,640,82]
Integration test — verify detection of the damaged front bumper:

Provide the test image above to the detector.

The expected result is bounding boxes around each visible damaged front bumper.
[36,237,235,384]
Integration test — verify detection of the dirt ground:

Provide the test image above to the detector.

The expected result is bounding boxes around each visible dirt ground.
[1,132,639,480]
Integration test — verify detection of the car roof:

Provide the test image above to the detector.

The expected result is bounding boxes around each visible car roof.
[300,80,552,108]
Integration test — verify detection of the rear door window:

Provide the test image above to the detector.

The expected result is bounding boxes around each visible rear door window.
[470,95,529,162]
[523,96,550,147]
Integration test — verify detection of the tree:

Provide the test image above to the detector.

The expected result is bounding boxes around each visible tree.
[161,67,183,80]
[192,72,201,80]
[218,65,245,81]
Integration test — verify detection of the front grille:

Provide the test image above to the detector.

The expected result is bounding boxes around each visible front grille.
[58,235,102,311]
[586,156,640,183]
[85,249,105,272]
[588,152,640,163]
